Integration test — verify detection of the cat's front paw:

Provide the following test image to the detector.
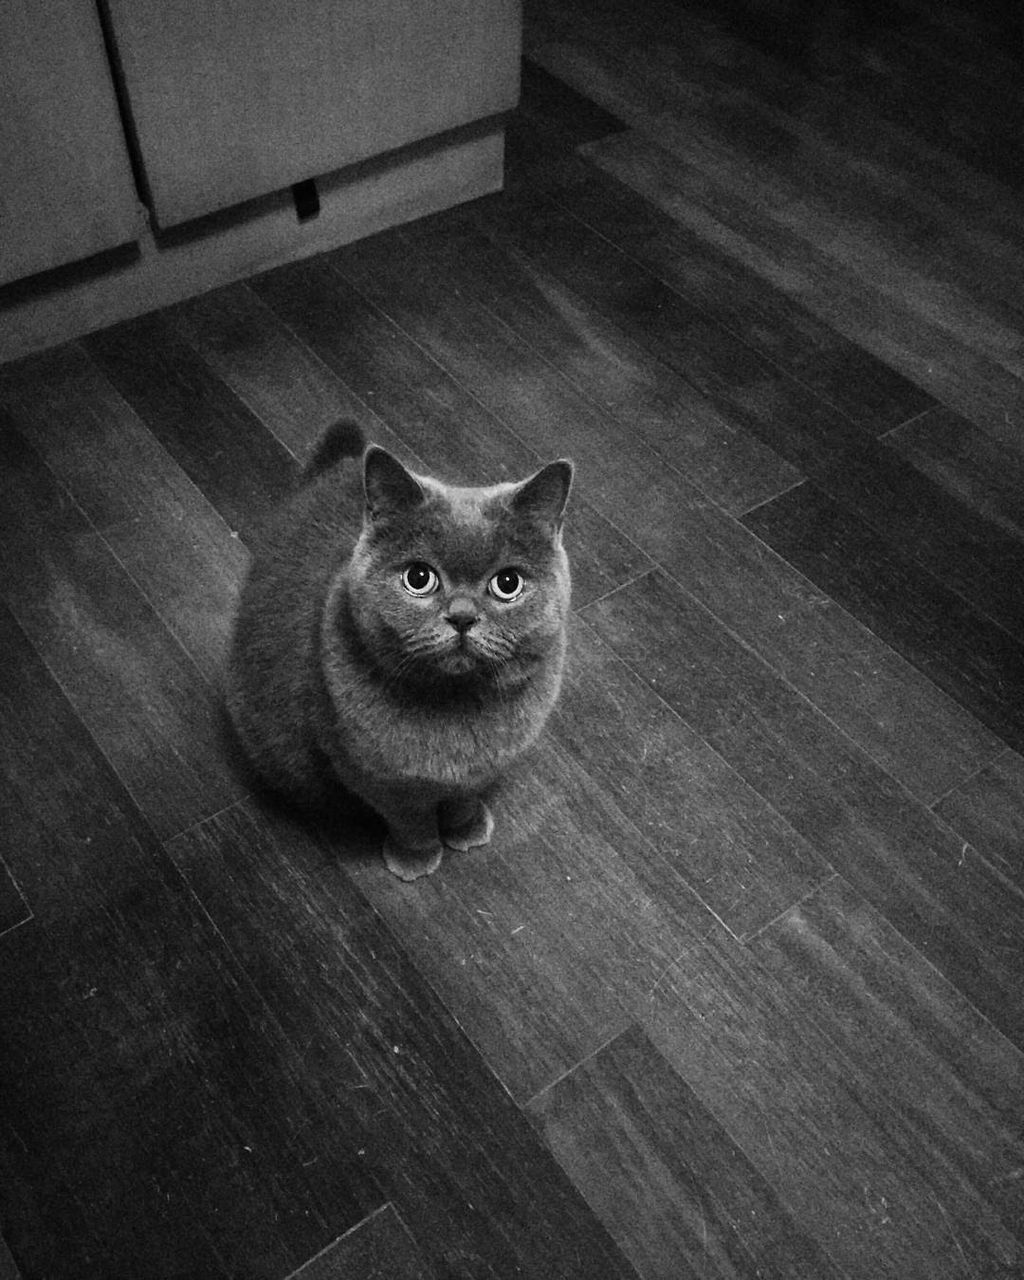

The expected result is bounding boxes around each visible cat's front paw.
[439,799,494,853]
[382,839,444,882]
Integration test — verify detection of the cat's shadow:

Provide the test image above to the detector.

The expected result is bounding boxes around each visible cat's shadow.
[218,700,385,867]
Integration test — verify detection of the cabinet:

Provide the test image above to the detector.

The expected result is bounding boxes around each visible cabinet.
[106,0,520,228]
[1,0,521,362]
[0,0,141,284]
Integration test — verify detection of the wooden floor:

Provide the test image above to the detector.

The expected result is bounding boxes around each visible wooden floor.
[3,1,1024,1275]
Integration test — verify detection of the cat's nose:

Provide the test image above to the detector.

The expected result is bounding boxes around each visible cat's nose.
[445,601,479,634]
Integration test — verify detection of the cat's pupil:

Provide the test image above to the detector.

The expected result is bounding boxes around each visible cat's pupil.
[496,570,519,595]
[407,563,432,590]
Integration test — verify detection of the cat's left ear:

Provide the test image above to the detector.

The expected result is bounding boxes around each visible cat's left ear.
[512,459,573,534]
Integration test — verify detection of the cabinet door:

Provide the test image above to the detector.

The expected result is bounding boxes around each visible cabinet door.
[0,0,141,286]
[104,0,521,229]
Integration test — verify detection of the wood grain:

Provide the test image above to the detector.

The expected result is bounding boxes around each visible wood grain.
[0,606,382,1279]
[552,617,830,941]
[0,344,247,684]
[581,570,1024,1050]
[341,206,801,515]
[642,880,1024,1278]
[743,480,1024,752]
[566,0,1024,334]
[0,423,244,839]
[522,138,936,435]
[345,731,714,1104]
[526,0,1024,401]
[169,282,371,461]
[475,184,875,475]
[753,876,1024,1250]
[167,799,640,1278]
[529,1024,846,1280]
[580,123,1024,445]
[85,313,298,543]
[887,406,1024,539]
[792,435,1024,647]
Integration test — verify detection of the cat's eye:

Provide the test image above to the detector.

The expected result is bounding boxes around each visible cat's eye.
[401,562,439,597]
[488,569,524,602]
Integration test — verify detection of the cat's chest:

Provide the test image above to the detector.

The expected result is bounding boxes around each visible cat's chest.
[325,676,544,790]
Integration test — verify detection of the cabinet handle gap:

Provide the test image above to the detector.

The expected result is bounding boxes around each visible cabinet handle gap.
[291,179,321,222]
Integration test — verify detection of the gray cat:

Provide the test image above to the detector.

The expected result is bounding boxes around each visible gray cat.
[226,421,573,881]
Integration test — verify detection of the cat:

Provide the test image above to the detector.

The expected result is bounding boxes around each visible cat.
[226,420,573,881]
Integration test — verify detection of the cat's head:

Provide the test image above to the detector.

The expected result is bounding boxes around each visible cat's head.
[341,447,573,691]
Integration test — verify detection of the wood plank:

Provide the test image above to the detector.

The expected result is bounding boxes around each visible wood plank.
[887,406,1024,544]
[250,254,650,609]
[528,1024,846,1280]
[742,480,1024,752]
[642,881,1024,1278]
[327,204,1000,803]
[2,920,372,1280]
[252,254,559,486]
[527,1,1024,377]
[286,1205,434,1280]
[753,876,1024,1251]
[519,139,936,435]
[345,732,714,1104]
[0,344,247,684]
[0,424,244,839]
[170,282,372,460]
[0,604,384,1279]
[167,799,641,1279]
[168,278,439,501]
[551,617,830,941]
[85,313,299,543]
[582,130,1024,448]
[791,436,1024,647]
[581,570,1024,1051]
[474,182,874,476]
[789,0,1024,194]
[0,1111,132,1280]
[935,750,1024,894]
[344,206,801,515]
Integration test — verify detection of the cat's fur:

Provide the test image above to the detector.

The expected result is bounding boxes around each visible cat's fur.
[226,421,573,880]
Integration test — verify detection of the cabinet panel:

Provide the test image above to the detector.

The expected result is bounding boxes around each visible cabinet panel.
[0,0,141,286]
[105,0,522,228]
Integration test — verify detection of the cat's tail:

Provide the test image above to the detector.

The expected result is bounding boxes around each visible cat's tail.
[300,419,366,484]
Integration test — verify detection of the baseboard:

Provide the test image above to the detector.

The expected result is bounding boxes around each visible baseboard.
[0,119,505,365]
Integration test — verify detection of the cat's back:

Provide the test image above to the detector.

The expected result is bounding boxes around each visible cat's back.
[225,429,364,794]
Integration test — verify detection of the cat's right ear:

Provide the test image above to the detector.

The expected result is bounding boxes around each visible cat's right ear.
[363,446,425,520]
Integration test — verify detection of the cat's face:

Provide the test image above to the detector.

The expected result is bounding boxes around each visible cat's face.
[342,449,573,690]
